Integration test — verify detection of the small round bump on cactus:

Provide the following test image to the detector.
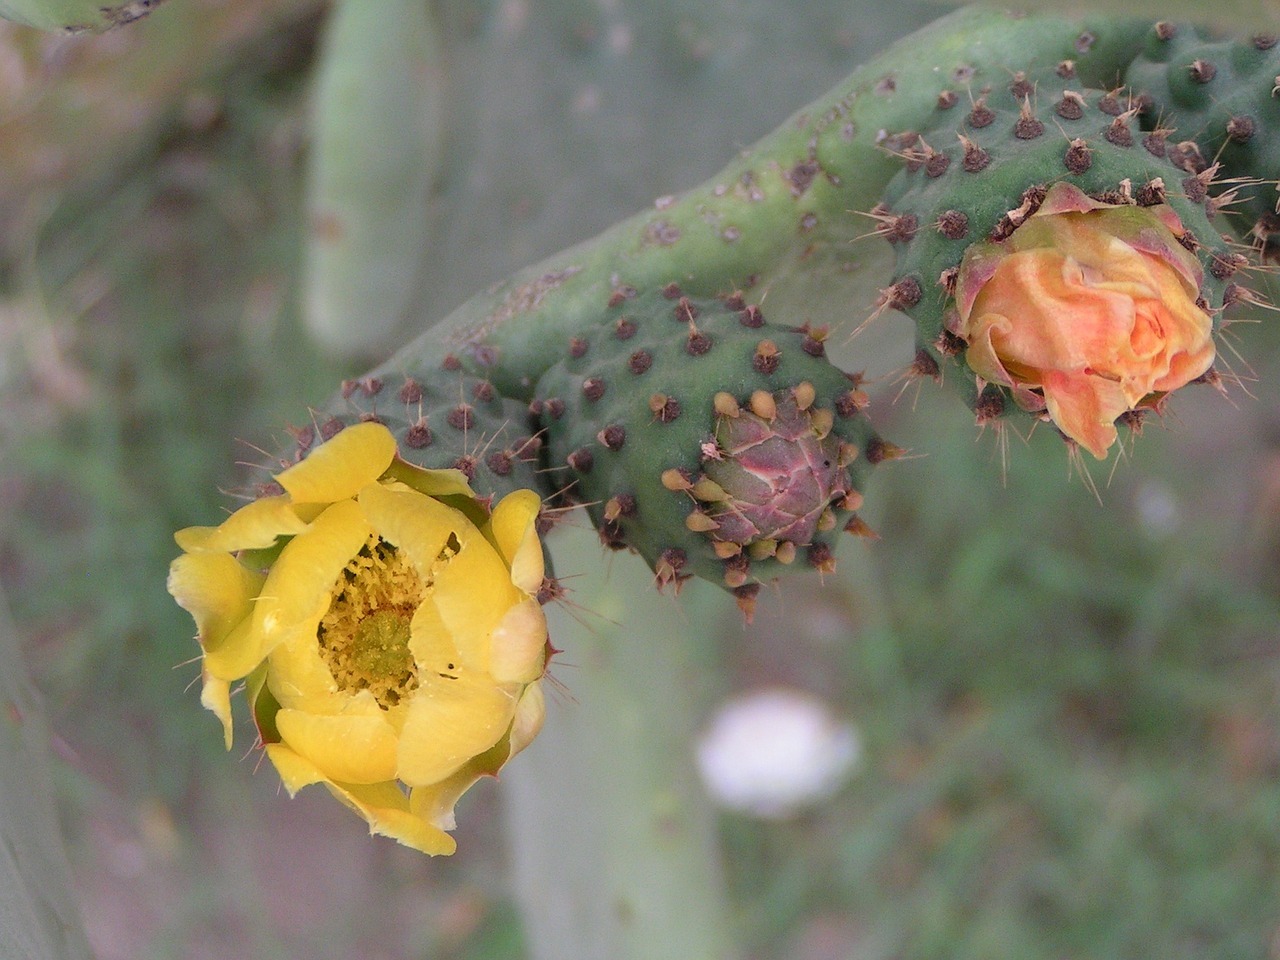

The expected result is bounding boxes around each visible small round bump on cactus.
[167,422,552,855]
[533,291,884,616]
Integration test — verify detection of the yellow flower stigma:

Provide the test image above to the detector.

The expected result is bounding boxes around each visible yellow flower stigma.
[953,182,1215,459]
[167,421,550,855]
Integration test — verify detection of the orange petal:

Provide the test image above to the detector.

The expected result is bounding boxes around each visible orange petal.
[1040,369,1127,460]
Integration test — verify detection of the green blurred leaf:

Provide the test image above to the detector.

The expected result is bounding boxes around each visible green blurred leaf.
[302,0,446,358]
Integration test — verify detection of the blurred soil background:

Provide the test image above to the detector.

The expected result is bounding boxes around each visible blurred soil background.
[1,1,1279,958]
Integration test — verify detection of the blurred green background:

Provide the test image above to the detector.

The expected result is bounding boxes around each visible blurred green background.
[1,1,1278,958]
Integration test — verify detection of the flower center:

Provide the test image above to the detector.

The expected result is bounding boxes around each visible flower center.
[317,536,435,709]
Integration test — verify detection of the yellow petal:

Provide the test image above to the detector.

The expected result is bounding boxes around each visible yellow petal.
[263,744,457,856]
[264,631,344,712]
[489,599,547,685]
[252,498,371,650]
[276,422,396,503]
[167,552,264,651]
[408,599,481,676]
[264,741,324,794]
[202,618,268,683]
[409,763,489,832]
[173,496,309,553]
[508,681,546,758]
[431,526,523,661]
[487,489,545,593]
[200,673,234,750]
[275,705,400,784]
[396,677,517,786]
[382,459,477,499]
[407,691,543,830]
[356,482,457,577]
[363,481,523,664]
[332,780,457,855]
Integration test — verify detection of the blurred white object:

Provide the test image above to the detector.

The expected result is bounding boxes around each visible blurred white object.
[1134,479,1182,538]
[696,688,860,819]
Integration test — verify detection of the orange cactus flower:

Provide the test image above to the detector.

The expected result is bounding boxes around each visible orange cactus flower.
[168,422,548,855]
[953,182,1215,459]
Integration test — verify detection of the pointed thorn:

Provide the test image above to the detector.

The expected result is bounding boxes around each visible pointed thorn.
[661,468,694,492]
[733,584,760,624]
[843,515,880,540]
[865,437,905,464]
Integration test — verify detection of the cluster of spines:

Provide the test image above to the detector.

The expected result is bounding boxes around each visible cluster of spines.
[265,366,544,510]
[1125,23,1280,255]
[530,287,886,617]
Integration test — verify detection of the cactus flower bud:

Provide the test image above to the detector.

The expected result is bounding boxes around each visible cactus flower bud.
[167,422,548,855]
[953,182,1215,459]
[700,390,850,549]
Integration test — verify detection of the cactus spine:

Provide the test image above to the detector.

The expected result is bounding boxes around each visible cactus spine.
[1126,24,1280,255]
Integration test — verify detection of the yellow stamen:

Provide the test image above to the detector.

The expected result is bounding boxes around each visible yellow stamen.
[317,536,431,709]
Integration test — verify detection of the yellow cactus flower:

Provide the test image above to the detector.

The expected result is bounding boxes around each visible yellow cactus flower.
[953,182,1215,459]
[168,422,549,855]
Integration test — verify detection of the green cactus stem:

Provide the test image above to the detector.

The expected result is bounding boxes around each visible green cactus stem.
[352,8,1153,400]
[303,0,447,357]
[291,8,1160,591]
[502,530,740,960]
